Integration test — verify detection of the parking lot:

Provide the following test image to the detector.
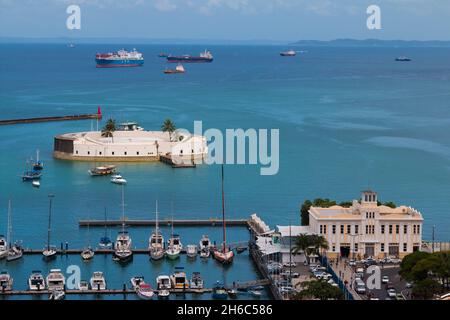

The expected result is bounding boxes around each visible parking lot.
[359,266,411,300]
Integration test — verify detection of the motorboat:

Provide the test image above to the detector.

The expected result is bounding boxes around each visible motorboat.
[200,247,210,259]
[28,270,45,291]
[212,281,228,299]
[0,271,13,291]
[189,272,204,289]
[32,180,40,188]
[89,165,116,176]
[111,175,127,185]
[186,245,197,259]
[395,56,412,62]
[46,269,65,291]
[149,200,165,260]
[170,270,189,289]
[158,288,170,298]
[49,290,65,300]
[78,280,89,291]
[137,283,154,300]
[0,235,8,259]
[130,276,145,290]
[227,288,238,298]
[156,275,171,290]
[199,235,211,251]
[81,247,94,260]
[90,271,107,290]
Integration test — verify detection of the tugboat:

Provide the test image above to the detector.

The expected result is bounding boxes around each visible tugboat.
[167,50,213,63]
[95,49,144,68]
[164,64,186,74]
[280,50,296,57]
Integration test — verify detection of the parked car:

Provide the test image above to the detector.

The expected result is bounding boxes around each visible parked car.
[382,276,389,284]
[405,282,413,289]
[348,259,356,266]
[280,286,295,294]
[387,288,396,298]
[283,261,297,268]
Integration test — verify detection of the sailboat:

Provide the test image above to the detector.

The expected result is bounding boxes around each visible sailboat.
[6,200,23,262]
[99,208,112,249]
[43,194,57,259]
[114,185,133,263]
[166,216,182,260]
[22,158,42,181]
[213,165,234,264]
[0,234,8,259]
[149,200,165,260]
[81,217,94,260]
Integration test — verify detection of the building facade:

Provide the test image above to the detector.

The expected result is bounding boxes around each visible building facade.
[308,191,423,259]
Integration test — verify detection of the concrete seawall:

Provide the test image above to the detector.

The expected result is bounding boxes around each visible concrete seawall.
[53,151,160,162]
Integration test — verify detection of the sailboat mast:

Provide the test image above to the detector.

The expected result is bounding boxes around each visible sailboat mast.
[7,200,12,248]
[155,200,159,235]
[104,207,108,238]
[121,185,125,233]
[221,165,227,252]
[47,194,54,250]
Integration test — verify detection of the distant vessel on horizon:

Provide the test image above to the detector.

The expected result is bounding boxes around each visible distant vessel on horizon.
[167,50,213,63]
[164,64,186,74]
[95,49,144,68]
[280,50,296,57]
[395,56,412,62]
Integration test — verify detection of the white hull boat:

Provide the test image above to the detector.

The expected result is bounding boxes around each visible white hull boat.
[90,271,107,290]
[28,271,45,291]
[46,269,65,291]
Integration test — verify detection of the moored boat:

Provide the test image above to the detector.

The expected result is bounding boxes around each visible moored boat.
[81,247,94,260]
[32,150,44,171]
[199,235,211,258]
[170,269,189,289]
[130,276,145,290]
[166,217,182,260]
[43,194,57,260]
[137,283,154,300]
[111,175,127,185]
[5,200,23,262]
[149,200,165,260]
[46,269,65,291]
[78,280,89,291]
[156,275,171,290]
[98,208,112,249]
[0,235,8,259]
[189,272,204,289]
[186,244,197,258]
[28,271,46,291]
[114,186,133,263]
[212,281,228,300]
[89,271,107,290]
[32,180,40,188]
[49,290,65,300]
[0,271,13,291]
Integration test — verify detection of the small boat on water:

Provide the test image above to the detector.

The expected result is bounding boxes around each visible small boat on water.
[130,276,145,290]
[189,272,204,289]
[149,200,165,260]
[81,247,94,260]
[0,271,13,291]
[166,217,182,260]
[212,282,228,300]
[227,288,238,298]
[28,270,46,291]
[280,50,296,57]
[5,200,23,262]
[186,244,197,259]
[212,165,234,264]
[90,271,107,290]
[22,170,42,181]
[89,165,116,176]
[99,208,112,249]
[0,235,8,259]
[199,235,211,251]
[164,64,186,74]
[156,275,171,290]
[171,269,189,289]
[111,175,127,185]
[32,180,40,188]
[78,280,89,291]
[396,56,412,62]
[43,195,57,260]
[137,283,154,300]
[46,269,65,291]
[49,290,65,300]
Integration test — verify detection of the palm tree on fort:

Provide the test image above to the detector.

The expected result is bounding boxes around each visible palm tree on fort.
[161,118,176,142]
[102,118,116,142]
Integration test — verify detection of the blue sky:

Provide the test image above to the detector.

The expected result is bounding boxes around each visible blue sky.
[1,0,449,41]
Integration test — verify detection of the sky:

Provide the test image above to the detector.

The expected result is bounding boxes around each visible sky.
[1,0,450,41]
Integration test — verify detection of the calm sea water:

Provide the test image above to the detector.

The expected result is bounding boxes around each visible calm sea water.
[0,44,450,298]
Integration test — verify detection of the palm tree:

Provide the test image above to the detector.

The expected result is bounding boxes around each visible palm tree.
[161,118,176,141]
[101,118,116,142]
[291,234,312,263]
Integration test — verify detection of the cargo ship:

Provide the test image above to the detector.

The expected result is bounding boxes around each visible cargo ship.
[95,49,144,68]
[166,50,213,63]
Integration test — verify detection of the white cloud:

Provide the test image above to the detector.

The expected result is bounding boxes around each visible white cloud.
[152,0,177,12]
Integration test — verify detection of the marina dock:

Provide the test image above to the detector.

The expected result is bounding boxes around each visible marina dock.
[0,113,101,125]
[0,288,213,296]
[78,218,249,227]
[159,154,197,168]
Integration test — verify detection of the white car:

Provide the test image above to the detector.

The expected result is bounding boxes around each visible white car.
[283,262,297,268]
[348,259,356,266]
[382,276,389,284]
[387,288,396,298]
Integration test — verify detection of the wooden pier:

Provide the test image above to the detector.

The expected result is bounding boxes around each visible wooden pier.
[0,113,101,126]
[79,218,249,227]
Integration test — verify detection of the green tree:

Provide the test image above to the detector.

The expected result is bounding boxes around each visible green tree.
[300,200,312,226]
[293,280,344,300]
[412,279,441,300]
[400,251,431,281]
[161,118,176,141]
[101,118,116,141]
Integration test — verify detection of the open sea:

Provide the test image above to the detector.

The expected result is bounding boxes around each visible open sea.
[0,43,450,299]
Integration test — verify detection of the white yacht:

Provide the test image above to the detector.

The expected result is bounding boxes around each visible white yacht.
[78,280,89,291]
[189,272,204,289]
[90,271,107,290]
[186,245,197,258]
[156,275,171,298]
[136,283,154,300]
[5,200,23,262]
[130,276,145,290]
[166,219,182,260]
[149,200,165,260]
[81,247,94,260]
[199,235,211,258]
[111,175,127,185]
[114,186,133,263]
[28,270,46,291]
[0,235,8,259]
[170,270,189,289]
[46,269,65,291]
[0,271,13,291]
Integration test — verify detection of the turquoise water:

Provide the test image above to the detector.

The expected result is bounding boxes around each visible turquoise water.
[1,44,450,298]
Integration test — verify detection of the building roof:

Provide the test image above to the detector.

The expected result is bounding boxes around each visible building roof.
[276,225,312,237]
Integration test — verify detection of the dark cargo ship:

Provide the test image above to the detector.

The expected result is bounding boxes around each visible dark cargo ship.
[167,50,213,63]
